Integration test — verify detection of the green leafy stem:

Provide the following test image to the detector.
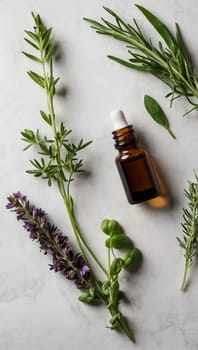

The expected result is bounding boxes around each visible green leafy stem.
[84,5,198,117]
[21,12,141,341]
[177,173,198,291]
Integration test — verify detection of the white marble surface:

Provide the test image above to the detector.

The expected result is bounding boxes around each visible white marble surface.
[1,0,198,349]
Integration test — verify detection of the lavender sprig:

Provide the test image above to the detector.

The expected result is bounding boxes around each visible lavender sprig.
[6,191,90,289]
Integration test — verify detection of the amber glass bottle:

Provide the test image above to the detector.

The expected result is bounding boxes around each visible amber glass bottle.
[111,110,160,204]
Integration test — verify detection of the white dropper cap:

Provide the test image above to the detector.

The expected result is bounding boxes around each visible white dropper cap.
[110,109,128,131]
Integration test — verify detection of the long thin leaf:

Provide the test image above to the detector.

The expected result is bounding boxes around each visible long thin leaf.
[24,38,39,50]
[24,30,39,42]
[22,51,42,63]
[108,55,149,71]
[135,5,177,53]
[27,71,45,88]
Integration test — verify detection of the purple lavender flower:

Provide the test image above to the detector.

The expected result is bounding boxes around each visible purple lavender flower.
[6,192,90,289]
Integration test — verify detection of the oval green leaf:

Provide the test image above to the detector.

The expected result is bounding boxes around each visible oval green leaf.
[144,95,176,139]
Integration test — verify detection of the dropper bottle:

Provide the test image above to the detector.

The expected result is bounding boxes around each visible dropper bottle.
[111,109,160,204]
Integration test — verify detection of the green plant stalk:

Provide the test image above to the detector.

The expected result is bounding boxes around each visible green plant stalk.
[181,259,189,291]
[106,246,135,342]
[167,128,176,139]
[180,204,196,291]
[39,47,108,277]
[177,174,198,291]
[38,36,134,336]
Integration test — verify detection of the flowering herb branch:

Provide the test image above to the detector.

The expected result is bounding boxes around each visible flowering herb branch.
[6,12,143,342]
[6,192,90,289]
[177,173,198,291]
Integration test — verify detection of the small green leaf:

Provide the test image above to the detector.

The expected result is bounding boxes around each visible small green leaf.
[40,110,52,125]
[22,51,42,63]
[144,95,176,139]
[78,288,96,304]
[110,312,121,328]
[41,27,52,49]
[110,258,124,276]
[124,248,141,268]
[27,71,45,88]
[111,234,132,249]
[101,280,111,295]
[44,41,54,61]
[24,38,39,50]
[24,30,39,42]
[111,280,120,301]
[101,219,124,236]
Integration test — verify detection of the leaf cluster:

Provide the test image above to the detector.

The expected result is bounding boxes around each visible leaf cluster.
[23,12,54,64]
[79,219,141,342]
[22,123,92,186]
[22,13,92,187]
[23,12,59,98]
[84,5,198,115]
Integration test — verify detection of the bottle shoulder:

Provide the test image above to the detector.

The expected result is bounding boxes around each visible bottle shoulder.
[116,147,146,161]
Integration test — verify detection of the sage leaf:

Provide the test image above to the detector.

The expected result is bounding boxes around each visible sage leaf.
[144,95,176,139]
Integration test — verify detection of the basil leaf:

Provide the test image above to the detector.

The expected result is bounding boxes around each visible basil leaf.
[144,95,176,139]
[101,219,123,236]
[124,248,141,268]
[111,234,132,249]
[110,258,124,276]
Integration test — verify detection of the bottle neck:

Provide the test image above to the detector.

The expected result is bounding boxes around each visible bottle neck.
[112,125,138,150]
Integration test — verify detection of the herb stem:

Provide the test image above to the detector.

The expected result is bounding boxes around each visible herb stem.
[180,258,189,291]
[37,40,108,277]
[167,128,176,139]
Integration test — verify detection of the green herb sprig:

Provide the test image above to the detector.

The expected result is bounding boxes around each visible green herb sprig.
[84,5,198,116]
[177,173,198,291]
[20,12,142,341]
[80,219,141,342]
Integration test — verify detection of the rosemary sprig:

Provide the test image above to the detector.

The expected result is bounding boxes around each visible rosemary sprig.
[19,12,142,341]
[177,173,198,291]
[84,5,198,116]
